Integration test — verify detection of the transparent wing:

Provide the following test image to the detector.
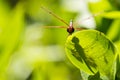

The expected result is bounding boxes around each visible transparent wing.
[41,6,69,26]
[75,27,87,31]
[74,11,105,27]
[42,26,68,29]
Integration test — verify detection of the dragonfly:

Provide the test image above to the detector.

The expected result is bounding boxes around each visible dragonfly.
[40,6,104,35]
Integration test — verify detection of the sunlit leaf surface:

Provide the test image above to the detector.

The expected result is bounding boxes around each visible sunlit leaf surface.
[65,30,117,79]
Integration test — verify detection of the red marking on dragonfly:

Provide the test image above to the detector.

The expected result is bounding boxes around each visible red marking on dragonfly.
[40,6,104,35]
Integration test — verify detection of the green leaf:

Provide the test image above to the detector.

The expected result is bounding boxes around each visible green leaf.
[65,30,117,79]
[103,11,120,19]
[88,72,102,80]
[0,2,24,77]
[106,19,120,42]
[88,0,113,13]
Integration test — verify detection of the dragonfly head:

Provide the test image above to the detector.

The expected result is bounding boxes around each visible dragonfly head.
[67,19,74,35]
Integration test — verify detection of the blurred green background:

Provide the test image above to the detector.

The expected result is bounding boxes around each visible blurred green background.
[0,0,119,80]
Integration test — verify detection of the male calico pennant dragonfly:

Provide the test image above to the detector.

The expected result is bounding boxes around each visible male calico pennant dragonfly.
[40,6,104,35]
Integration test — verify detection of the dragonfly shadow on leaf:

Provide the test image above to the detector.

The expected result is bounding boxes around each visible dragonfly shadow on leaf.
[71,37,97,74]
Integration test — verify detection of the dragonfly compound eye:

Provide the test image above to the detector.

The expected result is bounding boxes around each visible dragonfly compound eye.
[67,27,74,34]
